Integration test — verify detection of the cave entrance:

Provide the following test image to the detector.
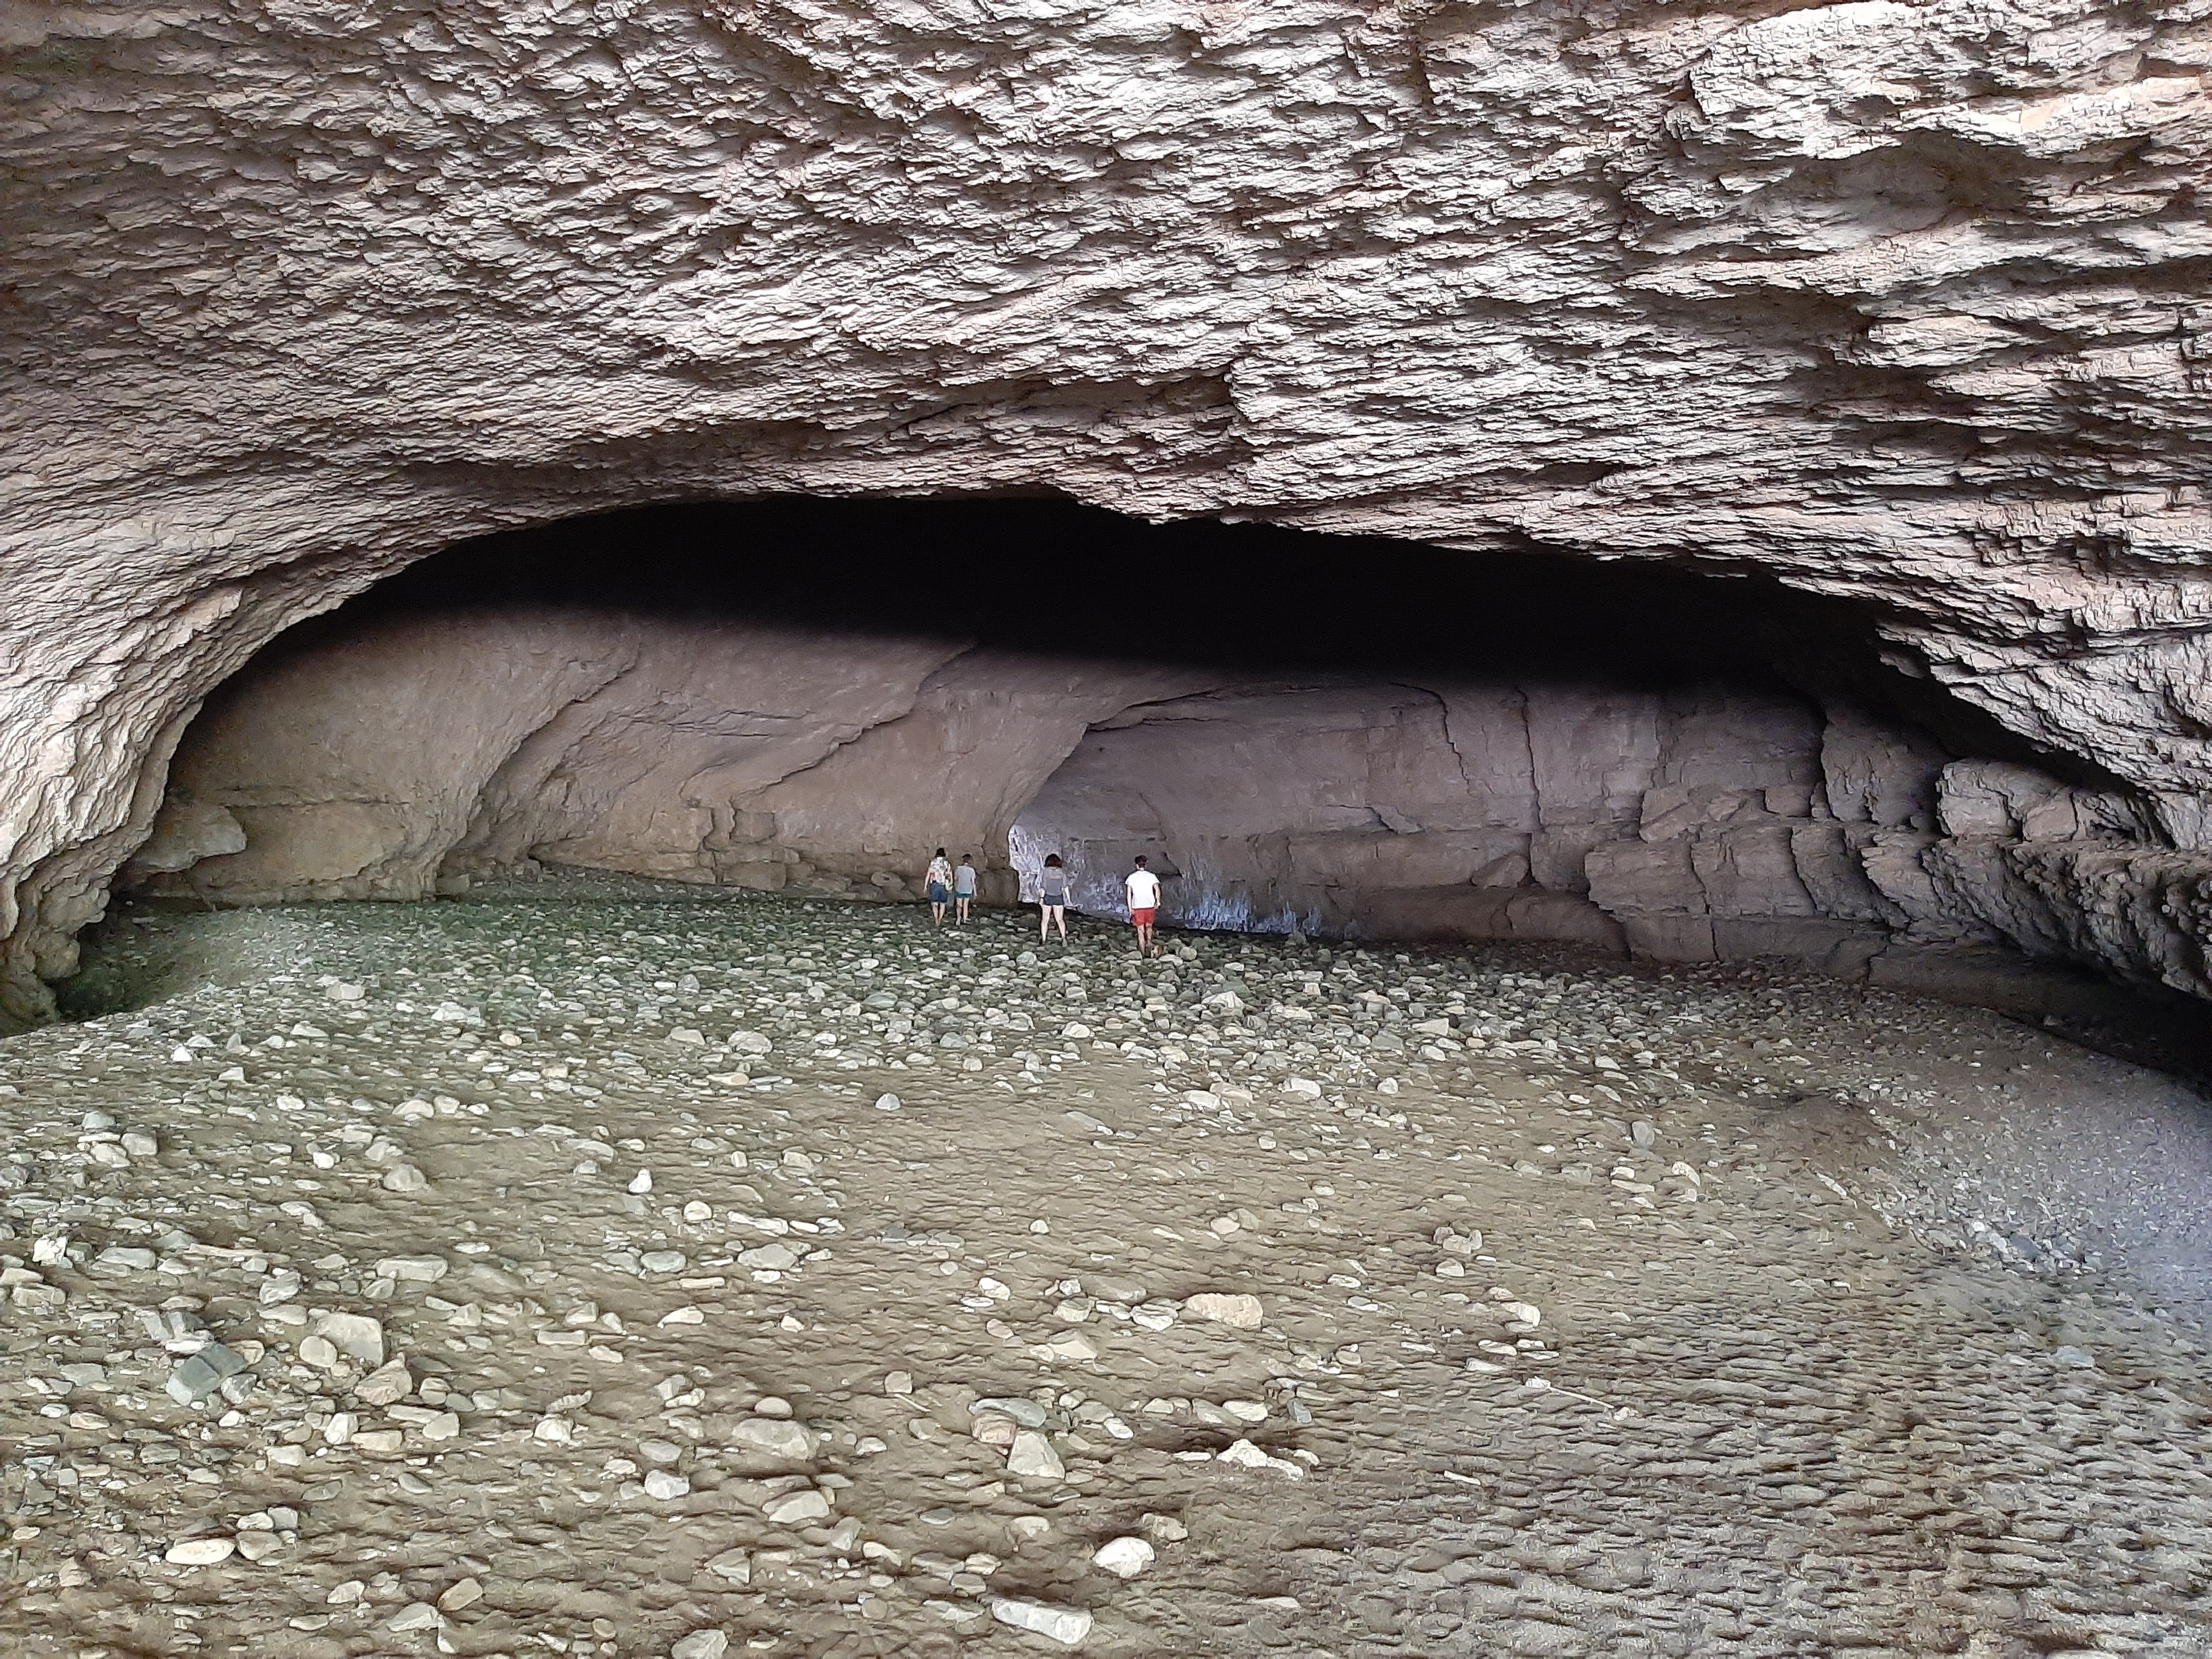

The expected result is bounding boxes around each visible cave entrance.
[127,495,2069,973]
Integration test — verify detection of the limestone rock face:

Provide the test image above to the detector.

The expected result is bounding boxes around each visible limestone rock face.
[2,0,2210,1018]
[1011,673,2212,992]
[124,605,2212,1002]
[142,607,1214,908]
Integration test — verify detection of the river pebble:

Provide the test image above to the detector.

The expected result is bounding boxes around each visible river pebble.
[0,876,2204,1655]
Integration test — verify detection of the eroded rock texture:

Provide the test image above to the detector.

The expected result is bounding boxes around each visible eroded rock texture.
[131,610,1212,907]
[125,603,2204,1002]
[3,0,2211,1019]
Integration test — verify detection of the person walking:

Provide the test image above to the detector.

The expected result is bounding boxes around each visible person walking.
[924,848,953,927]
[1125,854,1163,957]
[953,854,979,924]
[1038,853,1070,944]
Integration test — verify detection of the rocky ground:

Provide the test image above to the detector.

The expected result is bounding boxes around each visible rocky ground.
[4,878,2210,1658]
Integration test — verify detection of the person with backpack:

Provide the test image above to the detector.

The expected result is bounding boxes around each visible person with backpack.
[924,848,953,926]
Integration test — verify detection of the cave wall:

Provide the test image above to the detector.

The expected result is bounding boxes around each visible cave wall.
[129,607,1217,907]
[127,603,2212,999]
[1011,675,2199,987]
[4,0,2212,1023]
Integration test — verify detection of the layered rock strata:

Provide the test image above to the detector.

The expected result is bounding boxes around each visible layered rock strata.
[126,606,2210,1001]
[4,0,2211,1020]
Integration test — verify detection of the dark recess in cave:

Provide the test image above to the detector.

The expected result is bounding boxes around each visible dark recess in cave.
[279,493,2108,789]
[94,494,2212,1081]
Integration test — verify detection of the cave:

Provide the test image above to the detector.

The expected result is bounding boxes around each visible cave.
[8,2,2212,1649]
[121,496,2193,1013]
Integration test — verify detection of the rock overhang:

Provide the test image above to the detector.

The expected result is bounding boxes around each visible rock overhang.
[2,0,2210,1021]
[84,498,2212,1025]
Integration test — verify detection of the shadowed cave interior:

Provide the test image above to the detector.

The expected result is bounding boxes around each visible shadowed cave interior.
[113,498,2212,1068]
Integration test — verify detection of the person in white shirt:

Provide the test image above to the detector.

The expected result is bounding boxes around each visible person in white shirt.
[1125,855,1163,957]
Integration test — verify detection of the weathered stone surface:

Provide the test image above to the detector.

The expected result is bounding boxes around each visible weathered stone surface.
[3,0,2211,1019]
[98,613,2212,998]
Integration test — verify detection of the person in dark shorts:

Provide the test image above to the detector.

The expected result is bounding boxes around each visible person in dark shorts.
[1039,853,1069,943]
[953,854,979,924]
[924,848,953,926]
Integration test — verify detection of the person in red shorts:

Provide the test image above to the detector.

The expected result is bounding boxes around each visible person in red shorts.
[1125,855,1163,958]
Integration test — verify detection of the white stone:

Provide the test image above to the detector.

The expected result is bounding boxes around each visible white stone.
[671,1632,730,1659]
[356,1357,413,1406]
[307,1312,386,1368]
[1182,1293,1264,1330]
[375,1255,448,1283]
[165,1537,235,1566]
[1217,1438,1305,1479]
[762,1488,832,1525]
[1006,1431,1065,1481]
[705,1550,753,1584]
[729,1418,814,1460]
[990,1599,1093,1647]
[1093,1536,1154,1578]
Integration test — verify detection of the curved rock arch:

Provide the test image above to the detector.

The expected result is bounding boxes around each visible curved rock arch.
[31,494,2203,1035]
[5,0,2212,1020]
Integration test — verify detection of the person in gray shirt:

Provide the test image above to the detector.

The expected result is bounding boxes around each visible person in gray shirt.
[1038,853,1069,944]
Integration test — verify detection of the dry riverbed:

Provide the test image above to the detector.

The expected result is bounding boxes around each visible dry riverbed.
[4,881,2210,1657]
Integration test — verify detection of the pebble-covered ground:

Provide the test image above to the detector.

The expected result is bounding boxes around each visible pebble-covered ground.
[4,879,2211,1658]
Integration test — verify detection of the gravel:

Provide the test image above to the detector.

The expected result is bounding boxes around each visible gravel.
[1,877,2208,1654]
